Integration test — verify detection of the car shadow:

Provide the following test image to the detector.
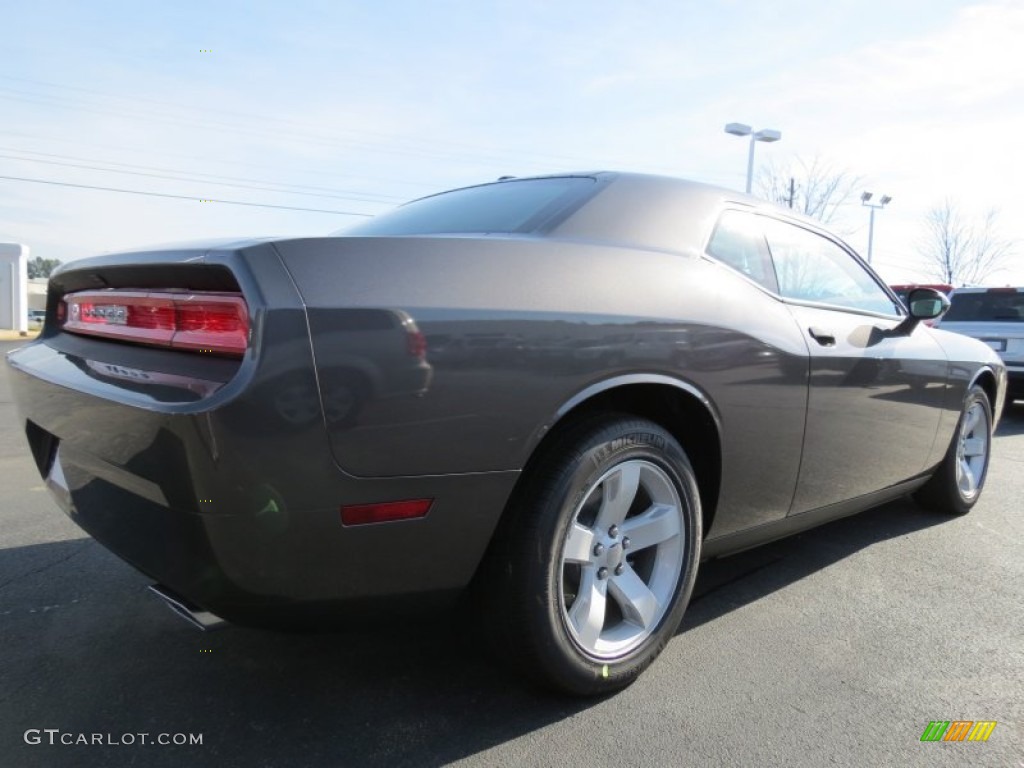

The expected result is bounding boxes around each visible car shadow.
[0,539,579,768]
[683,403,1021,628]
[0,491,956,768]
[682,495,945,632]
[996,400,1024,436]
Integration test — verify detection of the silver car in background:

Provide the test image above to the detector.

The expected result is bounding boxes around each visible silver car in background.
[937,287,1024,414]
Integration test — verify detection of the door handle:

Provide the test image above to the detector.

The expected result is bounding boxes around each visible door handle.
[808,327,836,346]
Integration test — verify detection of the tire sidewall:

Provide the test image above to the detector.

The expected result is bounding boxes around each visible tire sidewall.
[525,420,702,694]
[954,386,993,507]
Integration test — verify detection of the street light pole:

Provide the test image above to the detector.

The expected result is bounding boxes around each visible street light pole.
[745,134,757,195]
[860,192,892,265]
[725,123,782,194]
[867,206,877,264]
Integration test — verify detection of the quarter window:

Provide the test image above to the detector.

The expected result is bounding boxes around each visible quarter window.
[706,210,778,293]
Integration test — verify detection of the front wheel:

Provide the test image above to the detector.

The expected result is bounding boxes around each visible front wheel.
[915,384,993,516]
[478,415,702,695]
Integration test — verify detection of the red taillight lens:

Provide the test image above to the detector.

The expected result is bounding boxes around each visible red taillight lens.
[172,297,249,353]
[62,290,249,356]
[406,329,427,359]
[340,499,432,526]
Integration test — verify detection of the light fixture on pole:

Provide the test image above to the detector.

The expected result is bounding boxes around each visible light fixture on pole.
[861,192,892,265]
[724,122,782,194]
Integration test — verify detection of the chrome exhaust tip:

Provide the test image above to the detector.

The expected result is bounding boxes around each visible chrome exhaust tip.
[147,584,226,631]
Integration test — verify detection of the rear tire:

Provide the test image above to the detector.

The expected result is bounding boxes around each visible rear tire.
[915,384,993,516]
[477,414,702,695]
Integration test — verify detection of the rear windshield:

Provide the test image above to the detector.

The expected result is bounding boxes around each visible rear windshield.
[337,177,596,237]
[944,291,1024,322]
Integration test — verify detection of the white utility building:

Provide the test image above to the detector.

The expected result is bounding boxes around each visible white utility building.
[0,243,29,332]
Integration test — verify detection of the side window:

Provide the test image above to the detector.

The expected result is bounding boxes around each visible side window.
[706,211,778,293]
[762,219,899,315]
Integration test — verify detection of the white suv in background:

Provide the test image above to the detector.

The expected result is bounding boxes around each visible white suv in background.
[937,287,1024,414]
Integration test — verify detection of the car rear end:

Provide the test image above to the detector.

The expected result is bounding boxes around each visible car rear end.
[4,240,511,625]
[937,287,1024,406]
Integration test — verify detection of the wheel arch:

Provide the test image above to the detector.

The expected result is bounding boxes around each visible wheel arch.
[969,366,1001,418]
[519,375,723,538]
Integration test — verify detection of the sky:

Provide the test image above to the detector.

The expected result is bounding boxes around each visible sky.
[1,0,1022,285]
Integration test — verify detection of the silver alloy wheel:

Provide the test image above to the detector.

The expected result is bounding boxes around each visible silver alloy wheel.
[558,459,686,660]
[956,400,990,500]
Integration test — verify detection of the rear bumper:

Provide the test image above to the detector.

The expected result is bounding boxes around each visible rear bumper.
[6,333,517,625]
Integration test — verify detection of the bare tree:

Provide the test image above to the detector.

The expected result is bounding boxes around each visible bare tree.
[918,200,1013,286]
[755,156,861,224]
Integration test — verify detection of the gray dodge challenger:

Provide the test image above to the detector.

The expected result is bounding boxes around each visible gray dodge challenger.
[5,172,1007,695]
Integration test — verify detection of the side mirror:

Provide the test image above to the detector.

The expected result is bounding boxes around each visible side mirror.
[888,287,950,336]
[907,287,950,320]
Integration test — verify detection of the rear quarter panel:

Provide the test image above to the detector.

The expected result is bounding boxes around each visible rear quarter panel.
[273,235,812,535]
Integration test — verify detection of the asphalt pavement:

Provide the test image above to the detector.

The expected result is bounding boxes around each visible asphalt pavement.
[1,339,1021,768]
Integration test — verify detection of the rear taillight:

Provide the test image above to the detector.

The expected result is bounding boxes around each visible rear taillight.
[62,290,249,356]
[406,329,427,359]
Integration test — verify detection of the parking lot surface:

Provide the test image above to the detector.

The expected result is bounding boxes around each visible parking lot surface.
[1,339,1021,767]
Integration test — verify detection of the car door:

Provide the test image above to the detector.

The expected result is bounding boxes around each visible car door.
[760,217,948,514]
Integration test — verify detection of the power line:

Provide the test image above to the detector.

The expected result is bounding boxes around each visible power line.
[0,129,443,192]
[0,146,405,200]
[0,88,567,174]
[0,79,722,179]
[0,73,660,170]
[0,174,377,216]
[0,152,403,204]
[0,74,745,198]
